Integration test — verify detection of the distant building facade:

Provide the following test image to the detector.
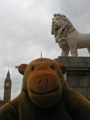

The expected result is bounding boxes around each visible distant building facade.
[0,71,12,107]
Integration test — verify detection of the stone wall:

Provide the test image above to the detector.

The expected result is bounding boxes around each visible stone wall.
[54,57,90,100]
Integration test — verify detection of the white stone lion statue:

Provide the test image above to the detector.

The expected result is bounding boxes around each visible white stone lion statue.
[51,13,90,56]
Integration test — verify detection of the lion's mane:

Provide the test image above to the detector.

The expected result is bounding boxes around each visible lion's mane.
[51,14,76,42]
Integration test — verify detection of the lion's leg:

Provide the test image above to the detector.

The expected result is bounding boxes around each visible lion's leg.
[70,48,78,56]
[61,48,69,56]
[68,41,78,56]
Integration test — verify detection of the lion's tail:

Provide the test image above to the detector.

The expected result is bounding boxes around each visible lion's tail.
[87,47,90,54]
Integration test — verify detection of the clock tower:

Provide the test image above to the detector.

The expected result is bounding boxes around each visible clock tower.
[4,71,12,103]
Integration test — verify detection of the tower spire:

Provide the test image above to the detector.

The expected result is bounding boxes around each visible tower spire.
[41,52,42,58]
[4,70,12,103]
[6,70,10,80]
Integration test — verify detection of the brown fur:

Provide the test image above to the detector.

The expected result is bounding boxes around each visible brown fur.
[0,58,90,120]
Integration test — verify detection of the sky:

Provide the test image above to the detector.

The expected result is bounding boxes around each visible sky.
[0,0,90,100]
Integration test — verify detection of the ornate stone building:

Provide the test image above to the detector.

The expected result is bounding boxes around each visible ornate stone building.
[0,71,12,107]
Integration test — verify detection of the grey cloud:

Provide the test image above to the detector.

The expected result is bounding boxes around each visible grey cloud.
[0,0,90,100]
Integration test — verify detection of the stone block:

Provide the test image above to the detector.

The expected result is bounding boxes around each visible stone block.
[87,88,90,99]
[63,63,70,67]
[67,71,84,75]
[67,76,79,87]
[85,71,90,75]
[86,63,90,67]
[69,62,78,67]
[79,77,85,87]
[79,76,90,87]
[54,58,58,63]
[58,56,69,63]
[69,57,84,63]
[65,63,78,67]
[78,63,87,67]
[84,57,90,63]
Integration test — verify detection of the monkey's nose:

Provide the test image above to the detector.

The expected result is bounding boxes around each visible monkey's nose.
[38,79,48,88]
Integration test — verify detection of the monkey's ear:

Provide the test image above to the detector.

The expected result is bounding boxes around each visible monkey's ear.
[59,64,66,74]
[18,64,28,75]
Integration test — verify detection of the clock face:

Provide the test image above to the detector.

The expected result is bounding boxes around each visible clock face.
[6,83,9,86]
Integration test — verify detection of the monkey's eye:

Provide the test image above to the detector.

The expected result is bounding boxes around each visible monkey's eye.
[31,66,35,71]
[50,65,55,70]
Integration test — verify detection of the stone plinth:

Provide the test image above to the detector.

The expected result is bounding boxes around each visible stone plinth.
[54,57,90,100]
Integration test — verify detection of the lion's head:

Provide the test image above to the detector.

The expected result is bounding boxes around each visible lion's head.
[51,14,75,43]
